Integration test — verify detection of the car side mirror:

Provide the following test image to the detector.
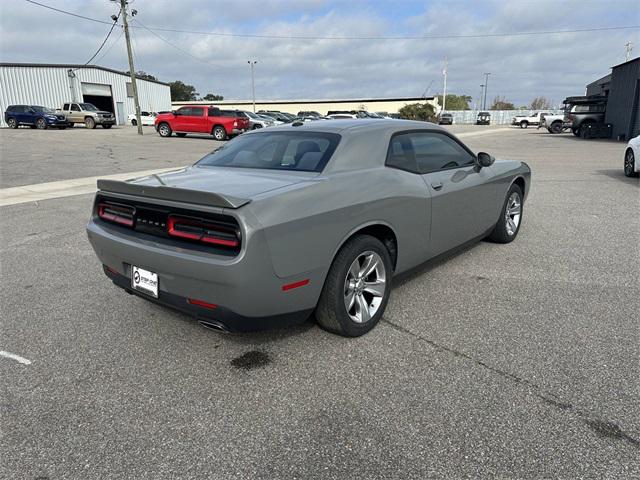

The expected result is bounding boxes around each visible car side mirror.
[476,152,495,167]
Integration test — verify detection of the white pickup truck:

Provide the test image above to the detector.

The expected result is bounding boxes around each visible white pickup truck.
[511,112,550,129]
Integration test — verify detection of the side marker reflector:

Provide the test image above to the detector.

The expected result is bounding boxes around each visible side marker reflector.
[282,279,310,291]
[187,298,218,310]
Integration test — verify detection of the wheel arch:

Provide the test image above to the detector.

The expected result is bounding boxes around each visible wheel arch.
[332,222,398,271]
[511,176,527,201]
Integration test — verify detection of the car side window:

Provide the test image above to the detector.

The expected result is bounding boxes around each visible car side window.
[71,104,80,111]
[141,111,150,116]
[410,132,475,173]
[191,107,204,117]
[177,107,191,116]
[385,135,418,173]
[208,107,221,117]
[63,103,69,110]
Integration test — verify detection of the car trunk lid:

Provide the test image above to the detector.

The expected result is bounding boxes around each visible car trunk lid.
[97,166,318,209]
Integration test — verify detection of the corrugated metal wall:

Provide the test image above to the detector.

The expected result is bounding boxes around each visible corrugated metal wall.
[604,58,640,140]
[0,65,171,127]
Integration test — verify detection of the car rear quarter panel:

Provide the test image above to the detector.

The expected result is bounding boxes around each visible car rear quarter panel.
[246,166,432,279]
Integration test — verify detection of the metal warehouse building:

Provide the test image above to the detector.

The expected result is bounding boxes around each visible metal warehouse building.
[0,63,171,127]
[586,57,640,140]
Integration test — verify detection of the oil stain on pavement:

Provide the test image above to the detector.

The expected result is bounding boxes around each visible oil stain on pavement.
[231,350,271,370]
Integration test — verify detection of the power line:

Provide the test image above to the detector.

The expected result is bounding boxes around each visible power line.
[95,29,124,64]
[78,13,120,67]
[132,18,218,68]
[23,0,640,41]
[24,0,113,25]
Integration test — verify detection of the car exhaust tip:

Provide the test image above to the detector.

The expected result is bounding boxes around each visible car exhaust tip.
[198,319,230,333]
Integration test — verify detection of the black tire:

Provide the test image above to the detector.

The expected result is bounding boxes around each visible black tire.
[131,119,137,126]
[36,117,47,129]
[158,122,172,137]
[315,235,393,337]
[486,184,524,244]
[85,117,96,129]
[176,132,187,137]
[580,125,589,139]
[212,125,227,141]
[550,122,563,134]
[572,128,580,137]
[520,121,528,129]
[102,124,112,129]
[624,149,638,177]
[7,117,18,129]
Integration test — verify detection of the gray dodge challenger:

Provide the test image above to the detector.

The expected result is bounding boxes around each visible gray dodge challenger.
[87,119,530,337]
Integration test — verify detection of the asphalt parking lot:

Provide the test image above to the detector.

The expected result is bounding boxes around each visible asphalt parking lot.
[1,124,638,478]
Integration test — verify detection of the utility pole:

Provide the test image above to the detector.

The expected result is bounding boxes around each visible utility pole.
[120,0,143,135]
[479,85,485,110]
[482,72,491,110]
[625,41,633,61]
[442,57,448,113]
[248,60,257,112]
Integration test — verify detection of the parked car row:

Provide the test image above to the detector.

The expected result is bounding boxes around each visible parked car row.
[4,102,116,129]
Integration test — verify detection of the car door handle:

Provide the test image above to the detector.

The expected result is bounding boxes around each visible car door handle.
[431,182,443,190]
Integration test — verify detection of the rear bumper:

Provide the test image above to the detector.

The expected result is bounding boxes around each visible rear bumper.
[105,266,312,332]
[86,217,323,328]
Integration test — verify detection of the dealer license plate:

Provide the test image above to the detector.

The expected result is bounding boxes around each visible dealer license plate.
[131,266,158,298]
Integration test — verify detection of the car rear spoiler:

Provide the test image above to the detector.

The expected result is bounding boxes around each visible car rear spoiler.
[96,179,251,209]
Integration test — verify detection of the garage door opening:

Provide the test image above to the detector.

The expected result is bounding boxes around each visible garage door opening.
[81,82,115,118]
[82,94,114,114]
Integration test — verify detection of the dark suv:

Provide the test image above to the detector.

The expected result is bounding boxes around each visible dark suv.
[4,105,68,129]
[563,96,607,137]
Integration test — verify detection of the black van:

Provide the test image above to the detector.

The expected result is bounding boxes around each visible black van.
[476,111,491,125]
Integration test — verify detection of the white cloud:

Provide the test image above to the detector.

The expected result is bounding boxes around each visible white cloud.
[1,0,637,105]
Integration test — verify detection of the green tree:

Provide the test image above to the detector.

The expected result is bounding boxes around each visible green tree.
[201,93,224,101]
[436,94,472,110]
[125,70,158,81]
[491,96,515,110]
[169,81,199,101]
[530,96,552,110]
[398,103,436,122]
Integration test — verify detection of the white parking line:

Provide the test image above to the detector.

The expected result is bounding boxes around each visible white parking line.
[0,350,32,365]
[0,167,183,207]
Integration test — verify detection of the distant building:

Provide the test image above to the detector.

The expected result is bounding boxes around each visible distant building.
[0,63,171,127]
[584,57,640,140]
[173,96,439,117]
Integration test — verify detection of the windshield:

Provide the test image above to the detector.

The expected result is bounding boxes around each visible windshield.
[197,131,341,172]
[79,103,98,111]
[32,106,55,113]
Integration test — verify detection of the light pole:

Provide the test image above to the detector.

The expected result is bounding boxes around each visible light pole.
[479,85,485,110]
[247,60,257,112]
[482,72,491,110]
[442,57,448,113]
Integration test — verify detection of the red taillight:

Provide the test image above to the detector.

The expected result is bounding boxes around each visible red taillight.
[168,215,240,248]
[187,298,218,309]
[98,202,135,227]
[233,120,238,127]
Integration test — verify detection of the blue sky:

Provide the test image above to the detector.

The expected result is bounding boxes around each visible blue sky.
[1,0,638,106]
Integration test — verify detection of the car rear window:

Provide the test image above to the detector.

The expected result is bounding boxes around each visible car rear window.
[196,131,341,172]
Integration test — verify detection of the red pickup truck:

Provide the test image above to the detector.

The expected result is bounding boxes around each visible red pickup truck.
[155,105,249,140]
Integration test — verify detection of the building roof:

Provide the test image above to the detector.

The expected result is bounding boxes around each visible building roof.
[611,56,639,70]
[174,97,436,106]
[0,62,169,86]
[587,73,611,88]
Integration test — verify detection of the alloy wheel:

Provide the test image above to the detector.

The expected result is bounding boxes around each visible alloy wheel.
[36,118,46,129]
[625,151,634,176]
[8,118,17,128]
[159,124,170,136]
[505,192,522,235]
[343,251,386,323]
